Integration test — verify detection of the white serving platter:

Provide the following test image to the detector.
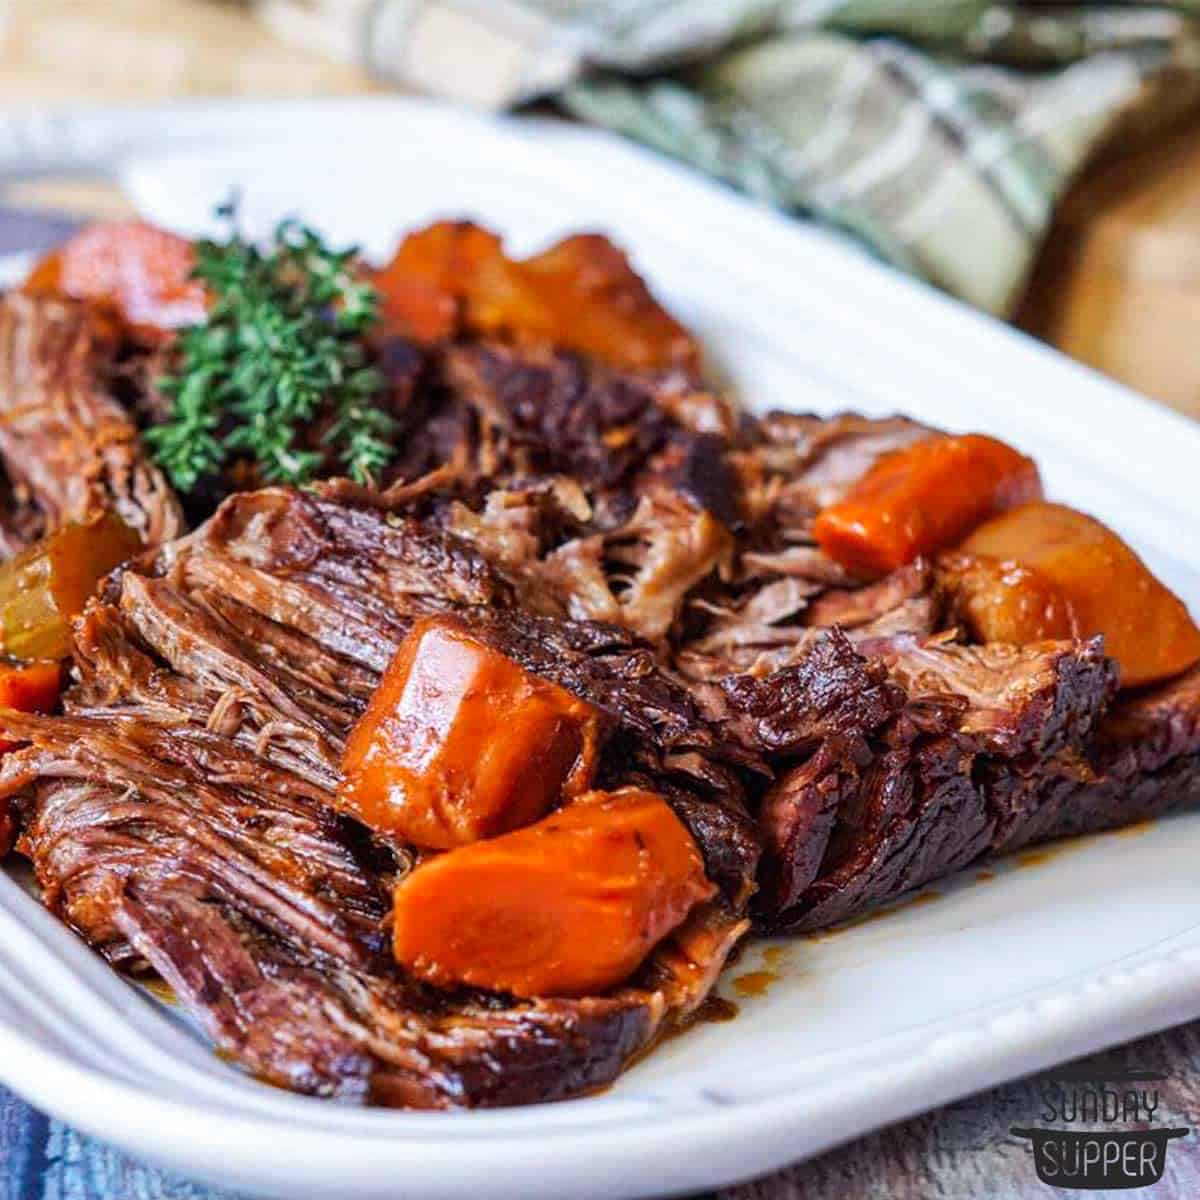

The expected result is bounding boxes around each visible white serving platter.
[0,98,1198,1200]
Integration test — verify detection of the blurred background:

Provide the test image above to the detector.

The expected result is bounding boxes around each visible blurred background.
[4,0,1200,420]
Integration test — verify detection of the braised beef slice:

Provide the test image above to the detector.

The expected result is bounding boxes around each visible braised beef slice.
[996,662,1200,851]
[717,630,900,759]
[694,631,899,913]
[768,637,1119,932]
[442,341,737,504]
[788,699,984,933]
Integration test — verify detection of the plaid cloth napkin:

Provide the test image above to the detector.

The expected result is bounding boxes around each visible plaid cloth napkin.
[265,0,1200,315]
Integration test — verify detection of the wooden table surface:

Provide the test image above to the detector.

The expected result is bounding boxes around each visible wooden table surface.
[1,4,1198,1199]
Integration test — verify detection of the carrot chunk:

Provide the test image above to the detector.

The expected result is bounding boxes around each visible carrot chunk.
[374,222,699,370]
[339,616,603,849]
[24,221,206,336]
[473,233,699,372]
[0,659,61,851]
[958,502,1200,689]
[374,221,502,343]
[812,433,1042,576]
[391,788,716,998]
[0,659,62,714]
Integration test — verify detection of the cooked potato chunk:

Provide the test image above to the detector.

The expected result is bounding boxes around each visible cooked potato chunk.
[958,502,1200,688]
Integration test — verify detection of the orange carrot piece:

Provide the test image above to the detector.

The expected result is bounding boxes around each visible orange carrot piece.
[959,502,1200,688]
[391,788,715,998]
[0,660,62,842]
[812,433,1042,577]
[0,659,62,713]
[24,221,205,335]
[373,222,699,370]
[339,616,603,849]
[373,221,503,343]
[470,233,699,371]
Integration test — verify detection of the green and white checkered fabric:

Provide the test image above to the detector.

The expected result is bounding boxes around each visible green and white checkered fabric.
[359,1,1200,313]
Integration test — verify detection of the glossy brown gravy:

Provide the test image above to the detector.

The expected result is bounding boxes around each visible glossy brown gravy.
[1111,818,1157,840]
[731,970,774,998]
[620,992,741,1077]
[731,945,792,998]
[1014,845,1065,868]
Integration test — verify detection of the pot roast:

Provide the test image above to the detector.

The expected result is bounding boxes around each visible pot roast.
[0,223,1196,1108]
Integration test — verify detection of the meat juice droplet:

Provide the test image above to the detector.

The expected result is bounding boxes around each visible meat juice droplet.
[655,993,740,1050]
[1112,819,1157,839]
[730,943,795,998]
[694,994,739,1024]
[1015,847,1060,869]
[732,970,776,998]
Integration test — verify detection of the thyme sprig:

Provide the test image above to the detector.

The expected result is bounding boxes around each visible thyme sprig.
[146,207,395,491]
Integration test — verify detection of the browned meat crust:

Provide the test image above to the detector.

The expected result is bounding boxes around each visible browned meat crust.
[717,631,903,912]
[769,637,1118,932]
[995,662,1200,852]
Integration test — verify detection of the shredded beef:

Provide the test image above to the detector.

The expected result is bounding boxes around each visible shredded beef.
[715,631,903,912]
[444,341,680,490]
[0,294,182,547]
[3,486,885,1106]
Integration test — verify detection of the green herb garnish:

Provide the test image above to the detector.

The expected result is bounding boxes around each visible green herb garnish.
[146,206,395,491]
